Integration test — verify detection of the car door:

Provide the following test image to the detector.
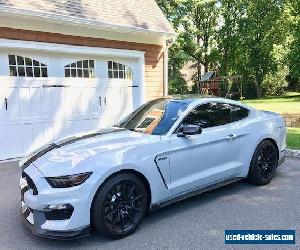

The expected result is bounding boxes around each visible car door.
[168,102,242,196]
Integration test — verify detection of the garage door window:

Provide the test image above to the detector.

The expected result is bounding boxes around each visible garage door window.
[8,54,48,77]
[65,60,95,78]
[108,61,133,79]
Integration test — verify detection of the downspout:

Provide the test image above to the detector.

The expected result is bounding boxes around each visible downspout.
[163,39,173,97]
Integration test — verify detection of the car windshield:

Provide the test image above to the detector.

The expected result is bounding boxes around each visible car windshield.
[115,99,188,135]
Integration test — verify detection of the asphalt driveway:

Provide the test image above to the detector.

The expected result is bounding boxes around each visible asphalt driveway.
[0,158,299,250]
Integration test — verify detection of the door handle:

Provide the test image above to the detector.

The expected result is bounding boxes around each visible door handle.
[104,97,107,106]
[225,134,236,140]
[4,98,7,111]
[99,97,102,107]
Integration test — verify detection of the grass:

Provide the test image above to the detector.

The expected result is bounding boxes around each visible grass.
[243,92,300,114]
[287,128,300,150]
[243,93,300,149]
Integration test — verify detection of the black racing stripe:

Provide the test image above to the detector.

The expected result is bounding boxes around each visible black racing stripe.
[21,127,126,170]
[23,208,31,218]
[21,186,30,201]
[58,128,126,147]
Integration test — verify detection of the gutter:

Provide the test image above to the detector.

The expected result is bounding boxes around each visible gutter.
[0,6,176,39]
[163,39,175,97]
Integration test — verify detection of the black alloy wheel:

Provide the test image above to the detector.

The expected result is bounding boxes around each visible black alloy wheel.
[248,140,278,185]
[92,173,147,238]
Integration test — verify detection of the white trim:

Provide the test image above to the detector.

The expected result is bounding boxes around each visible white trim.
[137,56,146,105]
[0,39,145,58]
[0,6,176,38]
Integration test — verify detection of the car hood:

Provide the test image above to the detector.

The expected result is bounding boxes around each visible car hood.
[22,127,159,176]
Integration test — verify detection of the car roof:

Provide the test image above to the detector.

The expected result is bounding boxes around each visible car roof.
[168,95,215,105]
[167,96,253,110]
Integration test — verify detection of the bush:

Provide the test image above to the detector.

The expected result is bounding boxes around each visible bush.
[262,65,289,96]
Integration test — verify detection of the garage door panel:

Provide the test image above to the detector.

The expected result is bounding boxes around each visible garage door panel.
[72,120,84,133]
[0,123,22,159]
[40,87,52,117]
[60,87,72,116]
[0,87,20,121]
[53,120,74,141]
[19,87,32,118]
[88,87,101,114]
[90,118,99,131]
[32,122,48,152]
[50,87,63,118]
[70,88,83,116]
[21,123,34,154]
[31,87,43,117]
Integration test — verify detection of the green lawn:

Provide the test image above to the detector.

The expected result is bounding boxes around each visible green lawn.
[243,93,300,114]
[287,128,300,150]
[243,93,300,149]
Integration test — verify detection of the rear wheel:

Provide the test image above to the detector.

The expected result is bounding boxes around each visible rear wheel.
[247,140,278,185]
[92,173,148,238]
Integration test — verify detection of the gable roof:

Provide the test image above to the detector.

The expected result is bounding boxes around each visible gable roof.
[0,0,175,36]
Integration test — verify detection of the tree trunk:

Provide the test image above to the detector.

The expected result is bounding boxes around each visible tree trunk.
[197,61,201,94]
[204,63,209,73]
[255,78,262,99]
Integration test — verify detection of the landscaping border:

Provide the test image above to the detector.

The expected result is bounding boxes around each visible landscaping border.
[286,149,300,159]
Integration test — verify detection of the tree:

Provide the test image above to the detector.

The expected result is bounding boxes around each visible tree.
[157,0,293,97]
[156,0,190,94]
[289,0,300,88]
[236,1,287,98]
[180,0,220,93]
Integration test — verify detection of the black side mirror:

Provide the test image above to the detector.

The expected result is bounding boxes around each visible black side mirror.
[177,124,202,137]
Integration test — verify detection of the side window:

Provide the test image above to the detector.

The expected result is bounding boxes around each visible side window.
[230,105,249,122]
[108,61,133,79]
[8,54,48,77]
[64,60,95,78]
[181,103,231,128]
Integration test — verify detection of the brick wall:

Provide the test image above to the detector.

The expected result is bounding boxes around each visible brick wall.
[282,113,300,128]
[0,27,164,101]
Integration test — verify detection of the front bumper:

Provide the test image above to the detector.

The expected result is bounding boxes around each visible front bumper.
[20,164,98,239]
[22,209,90,239]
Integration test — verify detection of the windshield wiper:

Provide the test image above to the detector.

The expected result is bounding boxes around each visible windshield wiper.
[128,128,138,132]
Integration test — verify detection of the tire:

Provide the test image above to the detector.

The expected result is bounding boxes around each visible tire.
[247,140,278,186]
[92,173,148,238]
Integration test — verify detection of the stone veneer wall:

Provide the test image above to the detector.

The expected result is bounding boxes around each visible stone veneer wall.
[282,113,300,128]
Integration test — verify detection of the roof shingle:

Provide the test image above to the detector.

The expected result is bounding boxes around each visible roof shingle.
[0,0,175,35]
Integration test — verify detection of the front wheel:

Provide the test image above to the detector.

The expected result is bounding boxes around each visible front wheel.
[247,140,278,185]
[92,173,148,238]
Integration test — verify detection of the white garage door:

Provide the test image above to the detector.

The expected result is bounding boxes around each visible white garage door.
[0,49,141,160]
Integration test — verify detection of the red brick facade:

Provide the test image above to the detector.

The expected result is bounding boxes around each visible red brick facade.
[0,27,164,101]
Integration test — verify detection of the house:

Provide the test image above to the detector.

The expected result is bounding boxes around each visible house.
[0,0,175,160]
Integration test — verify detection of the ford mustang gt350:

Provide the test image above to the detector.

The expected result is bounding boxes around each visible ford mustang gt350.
[19,97,286,239]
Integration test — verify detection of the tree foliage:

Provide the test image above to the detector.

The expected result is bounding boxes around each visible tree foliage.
[156,0,297,97]
[289,0,300,87]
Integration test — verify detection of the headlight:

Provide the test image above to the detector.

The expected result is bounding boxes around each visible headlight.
[46,172,92,188]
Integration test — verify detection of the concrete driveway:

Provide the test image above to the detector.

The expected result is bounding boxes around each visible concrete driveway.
[0,158,299,250]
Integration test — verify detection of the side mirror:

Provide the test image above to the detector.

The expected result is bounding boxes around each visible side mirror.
[177,124,202,137]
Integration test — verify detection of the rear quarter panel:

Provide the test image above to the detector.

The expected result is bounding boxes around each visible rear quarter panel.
[235,109,286,177]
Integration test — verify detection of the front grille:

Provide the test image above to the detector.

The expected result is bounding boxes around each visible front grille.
[22,172,38,195]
